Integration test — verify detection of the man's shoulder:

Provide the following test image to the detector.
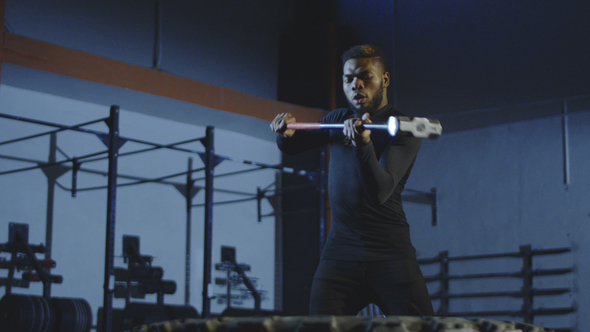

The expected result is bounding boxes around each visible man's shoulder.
[385,105,407,118]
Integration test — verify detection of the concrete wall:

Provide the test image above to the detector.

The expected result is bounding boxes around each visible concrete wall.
[404,109,589,329]
[4,0,291,99]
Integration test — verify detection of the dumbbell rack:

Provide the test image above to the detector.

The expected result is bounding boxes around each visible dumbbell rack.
[113,235,177,306]
[0,222,63,298]
[213,246,265,314]
[0,222,93,332]
[97,235,199,332]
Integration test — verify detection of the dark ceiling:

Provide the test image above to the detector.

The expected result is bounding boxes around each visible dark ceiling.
[2,0,589,139]
[284,0,590,132]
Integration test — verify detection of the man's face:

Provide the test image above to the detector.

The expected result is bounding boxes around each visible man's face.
[342,58,390,114]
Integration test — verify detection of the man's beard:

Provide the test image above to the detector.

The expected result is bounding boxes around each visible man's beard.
[348,81,385,115]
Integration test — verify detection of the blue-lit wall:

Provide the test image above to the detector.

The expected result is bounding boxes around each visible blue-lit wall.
[4,0,291,99]
[403,112,588,329]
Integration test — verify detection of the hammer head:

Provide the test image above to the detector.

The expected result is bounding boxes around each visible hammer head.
[397,116,442,139]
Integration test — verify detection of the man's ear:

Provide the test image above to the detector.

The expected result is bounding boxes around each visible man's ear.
[382,72,391,88]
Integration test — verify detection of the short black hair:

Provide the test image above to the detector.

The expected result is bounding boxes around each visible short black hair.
[341,45,387,72]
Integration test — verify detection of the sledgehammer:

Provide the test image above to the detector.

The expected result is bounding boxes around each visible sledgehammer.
[286,116,442,139]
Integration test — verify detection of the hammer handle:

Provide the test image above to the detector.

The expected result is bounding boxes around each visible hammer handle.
[285,116,441,139]
[286,123,389,131]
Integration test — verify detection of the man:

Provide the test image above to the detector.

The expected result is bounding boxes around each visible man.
[271,45,434,316]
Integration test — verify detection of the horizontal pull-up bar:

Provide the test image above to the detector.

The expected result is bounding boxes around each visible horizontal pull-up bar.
[1,112,319,181]
[0,112,209,158]
[0,112,110,136]
[80,137,208,164]
[429,287,572,300]
[0,117,107,147]
[214,153,315,177]
[0,150,109,176]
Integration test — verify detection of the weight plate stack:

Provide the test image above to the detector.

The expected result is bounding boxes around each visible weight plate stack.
[51,297,93,332]
[0,294,55,332]
[32,295,55,332]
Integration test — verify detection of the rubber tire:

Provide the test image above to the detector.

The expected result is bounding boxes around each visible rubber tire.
[134,315,556,332]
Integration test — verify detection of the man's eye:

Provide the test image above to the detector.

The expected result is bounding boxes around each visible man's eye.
[344,77,353,83]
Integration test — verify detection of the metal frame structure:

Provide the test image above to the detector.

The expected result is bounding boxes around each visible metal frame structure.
[0,106,333,326]
[0,108,271,327]
[418,245,575,331]
[0,106,439,329]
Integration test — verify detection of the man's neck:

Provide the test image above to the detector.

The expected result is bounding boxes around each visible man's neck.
[355,103,392,120]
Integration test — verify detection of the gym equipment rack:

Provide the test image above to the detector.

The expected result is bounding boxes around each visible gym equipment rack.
[418,244,575,332]
[0,106,438,331]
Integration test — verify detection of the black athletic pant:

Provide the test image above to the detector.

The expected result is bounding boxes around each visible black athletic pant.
[309,258,434,316]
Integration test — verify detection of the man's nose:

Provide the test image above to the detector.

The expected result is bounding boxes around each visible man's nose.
[352,78,363,90]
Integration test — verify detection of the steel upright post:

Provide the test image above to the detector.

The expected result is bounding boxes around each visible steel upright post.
[319,146,328,253]
[102,105,120,332]
[438,250,449,316]
[561,99,570,187]
[202,126,214,317]
[43,133,57,299]
[520,245,534,323]
[185,157,193,305]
